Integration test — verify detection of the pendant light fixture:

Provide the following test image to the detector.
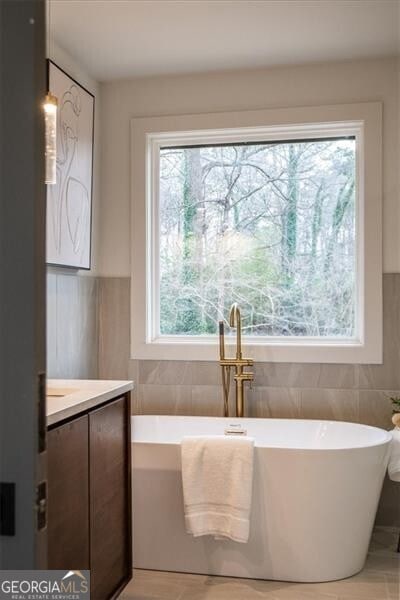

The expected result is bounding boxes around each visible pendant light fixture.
[44,0,57,185]
[44,92,57,184]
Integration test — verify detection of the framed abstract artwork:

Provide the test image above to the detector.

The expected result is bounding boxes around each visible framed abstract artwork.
[46,60,95,269]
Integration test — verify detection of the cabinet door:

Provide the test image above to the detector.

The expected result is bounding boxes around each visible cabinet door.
[89,396,131,599]
[47,415,90,570]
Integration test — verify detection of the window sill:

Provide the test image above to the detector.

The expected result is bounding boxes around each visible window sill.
[131,337,382,364]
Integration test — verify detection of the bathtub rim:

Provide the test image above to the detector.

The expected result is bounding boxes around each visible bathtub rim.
[130,415,393,451]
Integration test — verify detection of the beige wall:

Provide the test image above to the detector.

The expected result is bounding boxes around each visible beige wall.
[99,57,399,276]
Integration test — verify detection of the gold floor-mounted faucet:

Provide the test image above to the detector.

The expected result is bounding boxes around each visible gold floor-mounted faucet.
[219,303,254,418]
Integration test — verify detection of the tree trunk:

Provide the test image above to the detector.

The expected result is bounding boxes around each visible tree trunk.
[324,179,355,274]
[282,144,298,285]
[179,148,203,332]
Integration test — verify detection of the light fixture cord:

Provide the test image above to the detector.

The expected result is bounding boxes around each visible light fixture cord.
[47,0,51,59]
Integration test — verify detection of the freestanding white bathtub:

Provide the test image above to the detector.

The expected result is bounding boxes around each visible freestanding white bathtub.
[131,415,391,582]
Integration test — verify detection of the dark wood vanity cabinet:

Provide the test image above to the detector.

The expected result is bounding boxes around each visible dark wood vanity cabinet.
[47,394,132,600]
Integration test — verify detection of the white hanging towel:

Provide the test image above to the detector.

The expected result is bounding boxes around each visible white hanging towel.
[181,435,254,543]
[388,427,400,482]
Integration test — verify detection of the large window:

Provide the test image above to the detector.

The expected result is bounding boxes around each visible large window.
[131,104,382,362]
[159,137,356,338]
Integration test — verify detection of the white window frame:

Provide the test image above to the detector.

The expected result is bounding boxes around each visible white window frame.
[131,102,382,363]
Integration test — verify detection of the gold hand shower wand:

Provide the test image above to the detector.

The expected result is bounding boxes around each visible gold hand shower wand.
[219,321,231,417]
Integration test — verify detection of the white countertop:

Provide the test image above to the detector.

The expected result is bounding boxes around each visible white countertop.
[46,379,134,426]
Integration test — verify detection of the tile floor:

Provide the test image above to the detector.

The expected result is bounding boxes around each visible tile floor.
[119,528,399,600]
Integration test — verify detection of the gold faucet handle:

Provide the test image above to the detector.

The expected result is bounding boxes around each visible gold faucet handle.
[242,357,254,366]
[220,358,253,367]
[234,371,254,382]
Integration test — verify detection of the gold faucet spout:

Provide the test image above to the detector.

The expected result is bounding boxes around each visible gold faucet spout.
[229,303,242,359]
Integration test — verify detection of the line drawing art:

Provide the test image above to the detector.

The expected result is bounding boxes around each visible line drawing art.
[46,62,94,269]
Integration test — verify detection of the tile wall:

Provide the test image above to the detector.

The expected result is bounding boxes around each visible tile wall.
[47,270,98,379]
